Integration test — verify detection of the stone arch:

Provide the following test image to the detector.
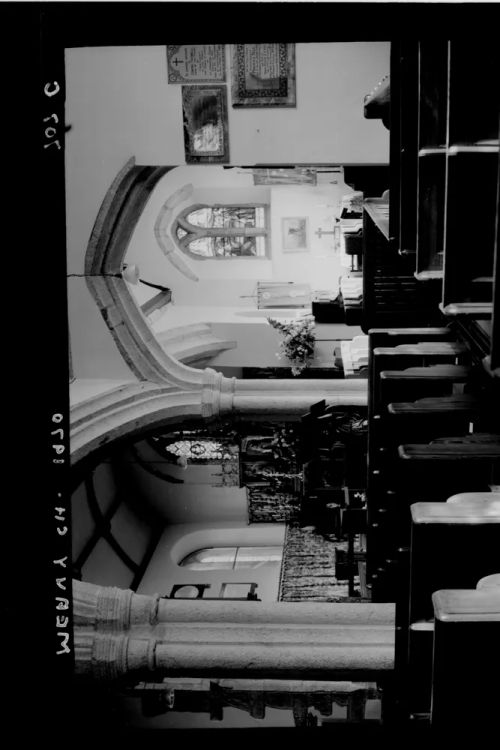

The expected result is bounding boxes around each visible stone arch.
[70,382,209,469]
[84,157,207,388]
[70,376,367,471]
[74,159,367,468]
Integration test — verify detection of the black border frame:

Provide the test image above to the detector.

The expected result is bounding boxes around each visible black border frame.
[13,0,497,741]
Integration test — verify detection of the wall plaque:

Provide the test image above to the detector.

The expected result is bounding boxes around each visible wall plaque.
[281,217,309,252]
[181,85,229,163]
[231,43,296,107]
[167,45,226,83]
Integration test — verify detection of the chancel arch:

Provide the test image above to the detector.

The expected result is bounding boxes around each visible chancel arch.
[76,156,367,440]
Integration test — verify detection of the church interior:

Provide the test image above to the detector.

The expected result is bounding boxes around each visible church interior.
[62,37,499,733]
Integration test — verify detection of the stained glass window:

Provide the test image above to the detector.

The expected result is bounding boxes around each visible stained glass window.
[174,204,268,258]
[166,439,236,461]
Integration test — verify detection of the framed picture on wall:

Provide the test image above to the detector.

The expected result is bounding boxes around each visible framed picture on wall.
[181,85,229,163]
[281,217,309,252]
[241,436,276,456]
[242,460,276,483]
[252,167,317,186]
[231,43,296,107]
[167,45,226,84]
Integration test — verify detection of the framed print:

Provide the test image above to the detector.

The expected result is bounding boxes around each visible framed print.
[181,85,229,163]
[231,43,296,107]
[252,167,317,186]
[241,436,276,456]
[281,217,309,251]
[242,460,276,482]
[167,45,226,84]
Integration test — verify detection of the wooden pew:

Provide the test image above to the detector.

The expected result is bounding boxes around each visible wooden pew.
[379,364,471,405]
[431,588,500,729]
[369,430,498,599]
[368,329,455,432]
[476,573,500,589]
[388,394,479,416]
[370,437,500,588]
[385,396,480,448]
[446,491,500,504]
[395,500,500,720]
[367,328,454,424]
[366,328,461,584]
[370,401,485,592]
[371,342,470,446]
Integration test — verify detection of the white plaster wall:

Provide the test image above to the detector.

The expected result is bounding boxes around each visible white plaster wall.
[208,322,286,368]
[118,441,249,524]
[270,185,345,292]
[64,43,389,274]
[65,44,389,197]
[155,484,248,525]
[137,521,286,602]
[208,321,360,369]
[230,42,390,164]
[152,305,304,330]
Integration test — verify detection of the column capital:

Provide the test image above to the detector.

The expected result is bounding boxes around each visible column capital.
[74,629,156,680]
[73,580,160,630]
[201,368,238,417]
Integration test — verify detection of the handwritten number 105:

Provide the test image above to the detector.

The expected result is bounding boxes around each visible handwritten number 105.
[43,114,61,150]
[43,82,61,151]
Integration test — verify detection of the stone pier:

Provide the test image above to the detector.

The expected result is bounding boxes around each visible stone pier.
[73,581,395,682]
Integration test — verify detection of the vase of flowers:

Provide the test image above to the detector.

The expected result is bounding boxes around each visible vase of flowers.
[267,316,316,376]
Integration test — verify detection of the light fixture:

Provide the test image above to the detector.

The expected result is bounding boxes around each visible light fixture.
[121,264,140,284]
[120,264,171,293]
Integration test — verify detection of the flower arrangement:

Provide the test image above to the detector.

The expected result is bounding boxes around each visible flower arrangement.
[267,316,316,376]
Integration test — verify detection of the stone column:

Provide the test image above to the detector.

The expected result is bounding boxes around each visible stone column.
[204,369,367,419]
[75,623,394,681]
[73,581,394,682]
[73,580,394,630]
[156,598,393,626]
[71,374,367,466]
[73,580,160,630]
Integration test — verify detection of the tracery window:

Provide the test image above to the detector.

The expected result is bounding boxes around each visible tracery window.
[164,438,237,462]
[174,204,269,259]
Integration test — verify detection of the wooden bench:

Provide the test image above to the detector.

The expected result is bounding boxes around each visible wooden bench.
[395,501,500,718]
[431,588,500,728]
[369,434,499,599]
[384,396,480,447]
[446,491,500,504]
[366,329,461,586]
[380,364,471,402]
[477,573,500,589]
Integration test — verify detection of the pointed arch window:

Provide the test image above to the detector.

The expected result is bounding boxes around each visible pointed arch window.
[179,546,283,570]
[174,203,269,259]
[154,437,238,463]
